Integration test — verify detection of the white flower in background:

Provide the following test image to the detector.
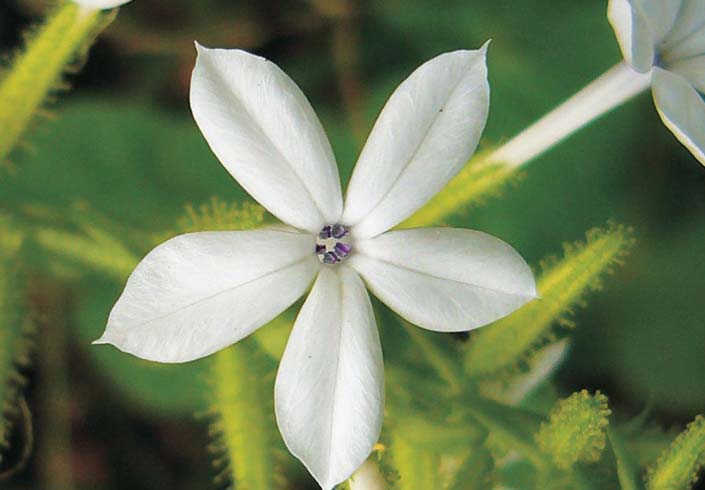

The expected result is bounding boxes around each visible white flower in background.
[609,0,705,165]
[72,0,132,9]
[485,0,705,174]
[95,44,537,489]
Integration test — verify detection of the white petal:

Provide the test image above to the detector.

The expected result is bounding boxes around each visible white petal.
[608,0,656,72]
[275,267,383,490]
[652,68,705,166]
[96,229,320,363]
[662,0,705,60]
[349,228,537,332]
[670,55,705,93]
[72,0,131,8]
[637,0,682,43]
[342,47,490,239]
[665,27,705,62]
[190,45,343,232]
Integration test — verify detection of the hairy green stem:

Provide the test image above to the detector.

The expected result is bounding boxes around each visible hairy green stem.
[466,223,634,377]
[0,2,114,163]
[209,342,279,489]
[0,223,27,457]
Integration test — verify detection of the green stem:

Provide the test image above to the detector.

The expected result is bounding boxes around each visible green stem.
[0,224,27,456]
[0,2,114,163]
[403,323,465,395]
[34,284,74,490]
[402,156,516,228]
[404,63,651,227]
[608,427,644,490]
[209,342,279,490]
[463,394,549,469]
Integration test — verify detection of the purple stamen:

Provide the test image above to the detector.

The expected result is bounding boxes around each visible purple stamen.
[322,251,339,264]
[319,225,332,239]
[316,224,352,265]
[331,224,348,239]
[334,242,352,257]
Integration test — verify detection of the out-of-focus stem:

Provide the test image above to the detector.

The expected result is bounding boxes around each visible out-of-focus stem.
[319,0,367,144]
[34,283,74,490]
[0,2,113,163]
[405,62,651,227]
[490,62,651,167]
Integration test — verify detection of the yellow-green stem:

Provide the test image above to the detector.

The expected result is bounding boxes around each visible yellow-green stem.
[466,223,634,377]
[0,222,27,455]
[647,415,705,490]
[392,436,443,490]
[0,2,113,163]
[402,157,515,228]
[209,343,279,489]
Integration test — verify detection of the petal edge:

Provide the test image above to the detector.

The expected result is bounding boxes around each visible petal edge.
[97,229,320,363]
[343,47,490,239]
[350,228,537,332]
[190,45,343,232]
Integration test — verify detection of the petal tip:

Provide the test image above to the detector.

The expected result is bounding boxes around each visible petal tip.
[92,333,114,346]
[480,39,492,54]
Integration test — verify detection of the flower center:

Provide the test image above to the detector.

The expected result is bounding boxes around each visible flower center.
[315,224,352,265]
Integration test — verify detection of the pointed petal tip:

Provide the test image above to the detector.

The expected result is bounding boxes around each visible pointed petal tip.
[72,0,132,9]
[91,334,113,346]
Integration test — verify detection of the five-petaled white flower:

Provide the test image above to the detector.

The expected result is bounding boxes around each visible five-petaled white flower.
[609,0,705,165]
[95,44,537,489]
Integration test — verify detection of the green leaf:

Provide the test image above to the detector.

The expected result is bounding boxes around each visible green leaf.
[464,394,547,468]
[446,446,494,490]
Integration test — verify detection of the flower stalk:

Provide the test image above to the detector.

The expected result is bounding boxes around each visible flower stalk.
[408,63,651,227]
[490,62,651,168]
[0,220,29,458]
[0,2,115,163]
[208,342,280,490]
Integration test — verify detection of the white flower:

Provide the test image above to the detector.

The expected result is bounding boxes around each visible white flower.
[72,0,132,9]
[609,0,705,165]
[95,44,537,489]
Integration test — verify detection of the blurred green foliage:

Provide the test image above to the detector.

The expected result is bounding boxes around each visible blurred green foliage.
[0,219,30,458]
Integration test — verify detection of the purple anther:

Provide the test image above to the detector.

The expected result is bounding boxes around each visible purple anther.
[315,243,326,254]
[334,242,352,257]
[331,224,348,239]
[319,226,332,239]
[322,251,339,264]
